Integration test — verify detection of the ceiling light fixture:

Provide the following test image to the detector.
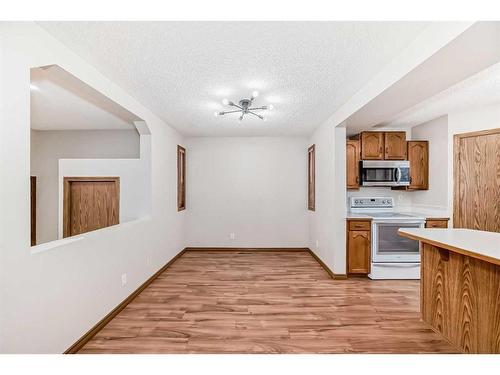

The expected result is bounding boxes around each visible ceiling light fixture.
[214,91,273,122]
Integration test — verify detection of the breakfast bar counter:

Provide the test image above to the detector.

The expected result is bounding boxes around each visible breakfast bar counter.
[398,228,500,353]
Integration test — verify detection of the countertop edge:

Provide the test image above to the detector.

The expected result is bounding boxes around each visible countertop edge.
[398,229,500,266]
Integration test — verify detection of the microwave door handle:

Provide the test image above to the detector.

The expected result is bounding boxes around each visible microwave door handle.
[396,167,401,183]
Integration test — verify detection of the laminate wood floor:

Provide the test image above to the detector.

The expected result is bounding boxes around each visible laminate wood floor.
[79,250,458,353]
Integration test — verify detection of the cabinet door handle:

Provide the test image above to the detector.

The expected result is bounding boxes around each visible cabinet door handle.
[356,176,359,183]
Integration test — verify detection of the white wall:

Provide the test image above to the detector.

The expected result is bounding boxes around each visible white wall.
[0,23,185,353]
[410,116,449,211]
[446,103,500,223]
[30,129,141,244]
[308,120,347,275]
[185,137,309,248]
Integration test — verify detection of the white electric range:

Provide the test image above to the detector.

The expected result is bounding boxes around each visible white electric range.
[349,197,425,279]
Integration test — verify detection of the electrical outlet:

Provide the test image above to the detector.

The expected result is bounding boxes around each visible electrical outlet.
[121,273,127,287]
[146,256,151,266]
[315,240,319,249]
[230,232,236,240]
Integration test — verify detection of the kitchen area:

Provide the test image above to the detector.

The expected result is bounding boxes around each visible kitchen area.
[343,123,499,353]
[345,130,450,279]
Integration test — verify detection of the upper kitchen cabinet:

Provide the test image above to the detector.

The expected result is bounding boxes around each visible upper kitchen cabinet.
[407,141,429,190]
[384,132,407,160]
[360,131,407,160]
[360,132,384,160]
[346,140,360,189]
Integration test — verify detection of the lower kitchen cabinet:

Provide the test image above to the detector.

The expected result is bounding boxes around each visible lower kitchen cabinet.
[425,218,449,228]
[347,220,371,275]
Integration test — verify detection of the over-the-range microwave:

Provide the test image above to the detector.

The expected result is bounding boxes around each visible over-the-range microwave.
[360,160,410,187]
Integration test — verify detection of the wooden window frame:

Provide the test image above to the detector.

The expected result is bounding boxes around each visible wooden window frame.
[308,144,315,211]
[177,145,186,211]
[30,176,36,246]
[63,176,120,238]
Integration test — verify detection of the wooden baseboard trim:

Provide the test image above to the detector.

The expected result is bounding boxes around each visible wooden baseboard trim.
[307,248,347,280]
[64,248,187,354]
[184,247,309,252]
[332,273,348,280]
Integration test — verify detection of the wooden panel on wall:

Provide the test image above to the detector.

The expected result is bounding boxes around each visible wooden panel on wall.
[346,140,360,189]
[384,131,407,160]
[177,145,186,211]
[63,177,120,238]
[421,243,500,353]
[361,132,384,160]
[308,144,315,211]
[453,128,500,232]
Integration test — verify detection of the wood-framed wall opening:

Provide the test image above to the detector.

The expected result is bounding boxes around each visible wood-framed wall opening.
[177,145,186,211]
[453,128,500,232]
[30,176,37,246]
[308,144,315,211]
[63,177,120,238]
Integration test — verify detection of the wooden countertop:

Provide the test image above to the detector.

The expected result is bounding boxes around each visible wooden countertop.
[398,228,500,266]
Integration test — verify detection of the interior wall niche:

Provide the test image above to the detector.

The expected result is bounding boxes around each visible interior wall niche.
[308,144,316,211]
[30,65,151,247]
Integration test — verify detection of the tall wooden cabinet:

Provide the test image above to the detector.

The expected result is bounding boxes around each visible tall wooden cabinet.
[407,141,429,190]
[346,140,360,189]
[347,219,371,275]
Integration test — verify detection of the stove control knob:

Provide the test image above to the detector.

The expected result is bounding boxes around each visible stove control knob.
[355,200,359,204]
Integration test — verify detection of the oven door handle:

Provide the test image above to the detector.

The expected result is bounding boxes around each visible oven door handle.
[374,263,420,267]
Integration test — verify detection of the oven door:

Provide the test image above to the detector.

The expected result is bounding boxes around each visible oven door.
[372,221,423,263]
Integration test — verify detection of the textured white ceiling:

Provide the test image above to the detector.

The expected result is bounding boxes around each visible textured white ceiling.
[39,22,429,136]
[344,22,500,135]
[31,65,140,130]
[383,62,500,129]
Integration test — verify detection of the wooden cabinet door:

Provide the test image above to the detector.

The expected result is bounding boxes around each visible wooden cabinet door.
[63,177,120,238]
[384,132,407,160]
[361,132,384,160]
[348,230,371,274]
[346,140,360,189]
[407,141,429,190]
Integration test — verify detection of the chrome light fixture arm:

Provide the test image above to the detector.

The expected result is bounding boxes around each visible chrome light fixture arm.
[215,91,273,121]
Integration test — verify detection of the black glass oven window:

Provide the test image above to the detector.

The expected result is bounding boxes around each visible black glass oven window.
[377,224,420,254]
[362,168,395,182]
